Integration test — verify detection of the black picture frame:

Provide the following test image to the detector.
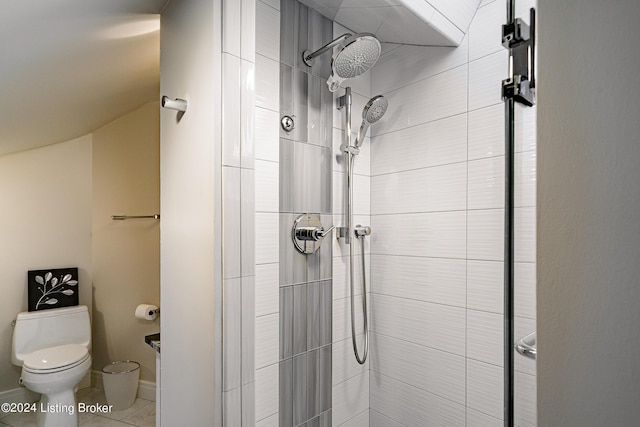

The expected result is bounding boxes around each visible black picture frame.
[27,267,79,311]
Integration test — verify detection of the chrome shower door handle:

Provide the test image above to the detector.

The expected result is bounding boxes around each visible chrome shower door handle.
[515,331,536,360]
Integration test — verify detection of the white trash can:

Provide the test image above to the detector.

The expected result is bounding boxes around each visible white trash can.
[102,361,140,411]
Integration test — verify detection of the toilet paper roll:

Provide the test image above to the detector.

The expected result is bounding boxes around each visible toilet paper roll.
[135,304,159,320]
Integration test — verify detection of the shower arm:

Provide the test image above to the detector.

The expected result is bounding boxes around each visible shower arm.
[302,33,352,67]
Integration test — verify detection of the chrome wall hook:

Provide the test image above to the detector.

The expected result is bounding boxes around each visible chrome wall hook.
[161,96,188,113]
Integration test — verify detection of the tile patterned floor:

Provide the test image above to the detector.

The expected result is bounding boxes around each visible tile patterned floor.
[0,388,155,427]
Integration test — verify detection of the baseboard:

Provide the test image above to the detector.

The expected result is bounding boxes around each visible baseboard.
[0,387,39,405]
[90,369,156,402]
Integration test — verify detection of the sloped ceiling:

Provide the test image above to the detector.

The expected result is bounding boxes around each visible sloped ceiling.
[300,0,482,46]
[0,0,167,155]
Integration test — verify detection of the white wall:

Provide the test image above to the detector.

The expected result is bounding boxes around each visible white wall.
[537,0,640,425]
[0,136,93,394]
[160,0,222,425]
[92,101,160,384]
[369,1,536,425]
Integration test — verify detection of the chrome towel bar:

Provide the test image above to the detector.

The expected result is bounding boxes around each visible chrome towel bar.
[111,214,160,221]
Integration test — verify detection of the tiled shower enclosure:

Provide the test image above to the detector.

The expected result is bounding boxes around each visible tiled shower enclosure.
[252,0,538,426]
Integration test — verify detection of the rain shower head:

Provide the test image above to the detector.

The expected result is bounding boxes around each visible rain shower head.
[302,33,381,92]
[355,95,388,148]
[327,33,381,92]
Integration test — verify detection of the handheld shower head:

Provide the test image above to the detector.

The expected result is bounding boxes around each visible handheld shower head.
[355,95,388,148]
[327,34,381,92]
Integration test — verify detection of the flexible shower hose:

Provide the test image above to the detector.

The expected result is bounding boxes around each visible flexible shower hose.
[349,156,369,365]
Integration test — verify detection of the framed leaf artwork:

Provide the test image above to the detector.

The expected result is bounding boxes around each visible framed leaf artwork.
[27,267,79,311]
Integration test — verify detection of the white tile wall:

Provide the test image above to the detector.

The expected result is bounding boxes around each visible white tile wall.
[515,207,536,263]
[515,151,537,208]
[255,108,280,161]
[372,64,468,136]
[468,156,505,210]
[371,211,467,259]
[254,2,281,423]
[332,372,369,426]
[332,337,369,386]
[515,262,536,319]
[221,0,257,419]
[223,54,242,167]
[467,260,503,313]
[468,0,504,61]
[371,113,467,176]
[467,358,503,419]
[256,363,279,422]
[368,2,537,424]
[468,50,509,111]
[467,408,502,427]
[370,333,465,403]
[222,0,242,56]
[241,0,256,61]
[255,313,279,369]
[256,263,279,316]
[468,103,504,160]
[332,254,369,300]
[467,208,504,261]
[467,309,503,366]
[370,294,466,356]
[255,159,279,212]
[256,413,279,427]
[370,410,405,427]
[371,162,467,214]
[332,295,366,344]
[427,0,481,32]
[255,212,279,264]
[340,409,370,427]
[372,39,468,94]
[255,54,280,112]
[256,0,280,61]
[223,166,242,278]
[370,255,466,307]
[370,373,465,426]
[241,60,256,169]
[223,278,242,391]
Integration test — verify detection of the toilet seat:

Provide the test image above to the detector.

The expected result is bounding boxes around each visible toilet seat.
[22,344,89,374]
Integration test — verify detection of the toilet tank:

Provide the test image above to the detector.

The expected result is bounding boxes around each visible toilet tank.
[11,305,91,366]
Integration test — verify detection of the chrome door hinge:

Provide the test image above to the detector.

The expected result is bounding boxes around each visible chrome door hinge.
[502,8,536,107]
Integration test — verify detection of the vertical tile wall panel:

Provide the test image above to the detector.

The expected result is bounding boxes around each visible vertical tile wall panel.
[255,1,281,424]
[279,2,335,426]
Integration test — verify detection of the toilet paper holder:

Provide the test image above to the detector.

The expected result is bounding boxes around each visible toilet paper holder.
[135,304,160,320]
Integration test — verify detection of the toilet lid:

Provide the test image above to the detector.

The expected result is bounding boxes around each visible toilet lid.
[23,344,88,372]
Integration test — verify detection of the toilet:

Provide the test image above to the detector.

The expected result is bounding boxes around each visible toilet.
[11,305,91,427]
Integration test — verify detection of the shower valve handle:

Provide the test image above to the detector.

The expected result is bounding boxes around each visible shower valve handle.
[291,214,334,254]
[295,225,334,242]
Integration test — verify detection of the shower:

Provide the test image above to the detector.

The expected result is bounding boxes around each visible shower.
[302,32,381,92]
[356,95,388,148]
[304,31,387,364]
[339,92,387,364]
